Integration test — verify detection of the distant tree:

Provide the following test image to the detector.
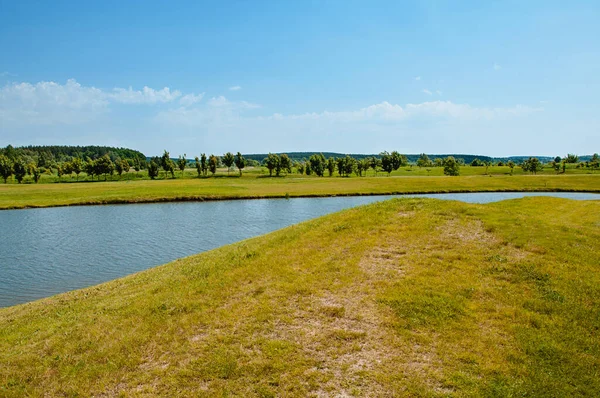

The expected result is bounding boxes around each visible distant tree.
[552,160,561,174]
[234,152,246,176]
[590,153,599,172]
[13,158,27,183]
[56,164,63,179]
[508,160,515,175]
[62,161,74,178]
[121,159,130,177]
[380,152,394,175]
[370,157,381,175]
[470,158,484,167]
[443,156,460,176]
[195,156,202,177]
[355,160,364,176]
[390,151,405,171]
[95,154,114,180]
[343,155,355,176]
[115,159,124,177]
[208,154,219,176]
[309,153,326,177]
[361,159,370,176]
[133,158,141,173]
[434,158,444,167]
[278,154,292,176]
[177,154,187,177]
[84,157,96,180]
[265,153,279,176]
[327,157,336,177]
[305,162,312,175]
[336,157,345,176]
[296,162,305,175]
[522,157,543,175]
[565,154,579,163]
[554,156,562,163]
[71,157,83,181]
[222,152,235,175]
[417,153,431,168]
[161,150,175,178]
[147,160,159,179]
[32,166,43,183]
[484,161,491,175]
[200,153,208,176]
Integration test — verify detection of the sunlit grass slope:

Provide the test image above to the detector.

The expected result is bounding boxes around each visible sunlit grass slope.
[0,173,598,209]
[1,197,599,396]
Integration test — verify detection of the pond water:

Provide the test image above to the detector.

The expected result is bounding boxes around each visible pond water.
[0,192,598,307]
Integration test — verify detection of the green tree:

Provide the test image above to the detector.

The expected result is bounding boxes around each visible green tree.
[370,157,380,175]
[390,151,405,171]
[327,157,336,177]
[194,156,202,177]
[13,158,27,183]
[508,160,515,175]
[62,161,74,179]
[343,155,355,176]
[95,154,114,180]
[115,159,124,177]
[336,157,345,176]
[161,150,175,178]
[32,166,43,183]
[177,154,187,177]
[278,154,291,176]
[121,159,130,178]
[309,153,326,177]
[222,152,235,175]
[265,153,279,176]
[208,154,219,176]
[565,154,579,163]
[147,160,159,179]
[72,157,83,181]
[305,162,312,175]
[417,153,431,168]
[361,159,371,176]
[84,157,96,181]
[234,152,246,176]
[590,153,599,172]
[380,152,393,175]
[522,157,543,174]
[443,156,460,176]
[200,153,208,176]
[296,162,305,175]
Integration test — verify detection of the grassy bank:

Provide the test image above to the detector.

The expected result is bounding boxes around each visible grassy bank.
[1,174,599,209]
[1,197,599,396]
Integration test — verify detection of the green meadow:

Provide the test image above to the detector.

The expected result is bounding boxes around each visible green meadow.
[1,197,599,396]
[0,169,598,209]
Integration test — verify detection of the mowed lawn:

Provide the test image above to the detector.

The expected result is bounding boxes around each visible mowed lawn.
[1,197,599,396]
[0,173,599,209]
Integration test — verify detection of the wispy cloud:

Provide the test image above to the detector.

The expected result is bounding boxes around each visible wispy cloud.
[179,93,205,107]
[414,76,421,81]
[1,71,17,77]
[229,85,241,91]
[436,90,442,96]
[493,63,502,70]
[422,89,432,95]
[110,86,181,104]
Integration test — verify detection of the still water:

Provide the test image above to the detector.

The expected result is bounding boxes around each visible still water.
[1,192,598,307]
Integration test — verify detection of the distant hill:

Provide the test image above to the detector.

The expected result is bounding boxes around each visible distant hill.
[3,145,146,163]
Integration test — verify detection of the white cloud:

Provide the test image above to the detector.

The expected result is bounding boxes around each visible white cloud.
[494,63,502,70]
[422,89,432,95]
[110,86,181,104]
[208,96,230,107]
[0,79,108,125]
[179,93,205,107]
[414,76,421,81]
[229,85,241,91]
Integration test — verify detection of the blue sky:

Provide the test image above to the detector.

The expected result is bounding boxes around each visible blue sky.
[1,0,599,157]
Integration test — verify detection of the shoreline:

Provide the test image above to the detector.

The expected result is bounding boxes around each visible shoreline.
[1,187,599,210]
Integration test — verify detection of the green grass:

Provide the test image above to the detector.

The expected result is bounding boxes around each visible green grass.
[0,171,598,209]
[1,197,599,396]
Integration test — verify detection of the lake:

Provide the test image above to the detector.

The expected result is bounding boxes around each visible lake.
[1,192,598,307]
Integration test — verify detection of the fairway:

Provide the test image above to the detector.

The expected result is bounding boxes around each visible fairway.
[1,197,599,396]
[0,173,599,210]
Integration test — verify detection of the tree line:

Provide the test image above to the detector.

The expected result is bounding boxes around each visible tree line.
[0,144,598,183]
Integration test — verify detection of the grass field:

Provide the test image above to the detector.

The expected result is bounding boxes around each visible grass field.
[1,197,599,396]
[0,172,599,210]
